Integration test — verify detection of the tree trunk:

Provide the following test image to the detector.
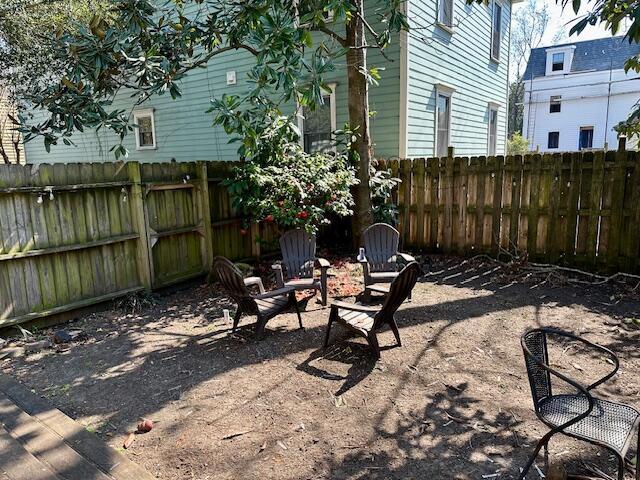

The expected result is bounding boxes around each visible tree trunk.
[346,0,373,247]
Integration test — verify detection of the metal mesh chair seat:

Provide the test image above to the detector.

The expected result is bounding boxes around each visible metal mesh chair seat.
[539,394,640,453]
[519,328,640,480]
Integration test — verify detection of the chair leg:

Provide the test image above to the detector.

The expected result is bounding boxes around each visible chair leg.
[292,293,303,330]
[617,453,625,480]
[389,318,402,347]
[367,332,381,360]
[636,425,640,480]
[518,432,554,480]
[254,316,268,339]
[323,313,335,348]
[320,270,328,307]
[363,287,372,304]
[232,308,242,332]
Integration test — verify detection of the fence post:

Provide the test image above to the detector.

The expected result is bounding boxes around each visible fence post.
[618,136,627,152]
[250,222,261,259]
[127,162,153,291]
[197,161,214,272]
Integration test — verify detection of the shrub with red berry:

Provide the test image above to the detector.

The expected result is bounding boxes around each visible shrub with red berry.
[223,118,358,234]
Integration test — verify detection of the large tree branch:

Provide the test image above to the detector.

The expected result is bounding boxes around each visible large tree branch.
[315,25,347,47]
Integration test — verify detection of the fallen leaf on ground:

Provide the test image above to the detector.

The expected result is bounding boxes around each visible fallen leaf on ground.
[123,432,135,449]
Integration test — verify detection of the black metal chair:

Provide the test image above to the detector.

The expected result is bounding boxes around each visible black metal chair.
[213,256,302,337]
[520,328,640,480]
[323,262,422,359]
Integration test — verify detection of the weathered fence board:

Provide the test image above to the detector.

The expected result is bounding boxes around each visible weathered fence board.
[392,148,640,273]
[0,160,273,327]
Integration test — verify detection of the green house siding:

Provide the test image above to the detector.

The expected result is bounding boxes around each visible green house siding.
[406,0,510,157]
[24,10,401,164]
[23,0,509,164]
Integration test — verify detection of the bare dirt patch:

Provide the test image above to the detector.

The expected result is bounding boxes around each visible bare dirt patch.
[3,255,640,479]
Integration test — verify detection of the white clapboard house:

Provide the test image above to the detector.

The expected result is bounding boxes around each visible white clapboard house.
[523,36,640,152]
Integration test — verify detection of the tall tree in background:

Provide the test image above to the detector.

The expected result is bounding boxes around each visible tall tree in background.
[508,0,549,136]
[20,0,408,242]
[0,0,103,163]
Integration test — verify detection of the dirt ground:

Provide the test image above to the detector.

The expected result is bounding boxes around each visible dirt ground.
[4,255,640,480]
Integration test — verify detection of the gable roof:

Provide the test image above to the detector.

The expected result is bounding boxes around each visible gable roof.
[522,36,640,80]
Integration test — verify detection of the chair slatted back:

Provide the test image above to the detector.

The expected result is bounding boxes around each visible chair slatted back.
[213,256,258,314]
[363,223,400,273]
[521,330,552,408]
[280,229,316,279]
[374,262,422,328]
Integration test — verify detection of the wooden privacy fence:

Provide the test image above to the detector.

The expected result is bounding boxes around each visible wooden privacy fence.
[388,148,640,273]
[0,161,276,327]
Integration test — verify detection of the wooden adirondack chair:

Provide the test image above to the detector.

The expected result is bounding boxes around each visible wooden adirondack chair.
[359,223,416,302]
[213,256,302,337]
[272,229,330,306]
[323,262,422,359]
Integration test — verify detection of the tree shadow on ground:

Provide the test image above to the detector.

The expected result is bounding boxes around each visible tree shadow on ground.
[5,255,640,479]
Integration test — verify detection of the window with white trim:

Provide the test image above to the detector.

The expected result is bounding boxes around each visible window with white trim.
[438,0,454,28]
[550,95,561,113]
[579,127,594,150]
[133,109,156,150]
[552,52,565,71]
[490,0,502,61]
[300,85,336,154]
[436,91,452,158]
[488,105,499,156]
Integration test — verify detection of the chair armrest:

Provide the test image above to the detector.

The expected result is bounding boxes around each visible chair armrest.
[330,300,380,313]
[243,276,265,294]
[397,252,415,263]
[543,328,619,390]
[522,332,595,432]
[254,286,295,299]
[316,258,330,269]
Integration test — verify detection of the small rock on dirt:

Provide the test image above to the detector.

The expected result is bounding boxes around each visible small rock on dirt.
[53,330,73,344]
[24,340,51,353]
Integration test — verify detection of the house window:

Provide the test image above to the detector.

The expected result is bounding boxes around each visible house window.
[133,109,156,150]
[552,52,565,72]
[438,0,454,28]
[548,131,559,149]
[436,92,452,157]
[488,106,499,156]
[579,127,594,150]
[491,1,502,61]
[301,85,336,154]
[550,96,561,113]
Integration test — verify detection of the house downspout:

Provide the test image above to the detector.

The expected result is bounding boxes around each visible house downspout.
[398,0,409,159]
[504,0,513,154]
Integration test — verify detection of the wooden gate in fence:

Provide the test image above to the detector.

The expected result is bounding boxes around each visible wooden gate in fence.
[0,161,274,327]
[389,147,640,273]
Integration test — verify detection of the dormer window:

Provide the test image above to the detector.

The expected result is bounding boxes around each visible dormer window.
[545,45,575,76]
[552,52,565,71]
